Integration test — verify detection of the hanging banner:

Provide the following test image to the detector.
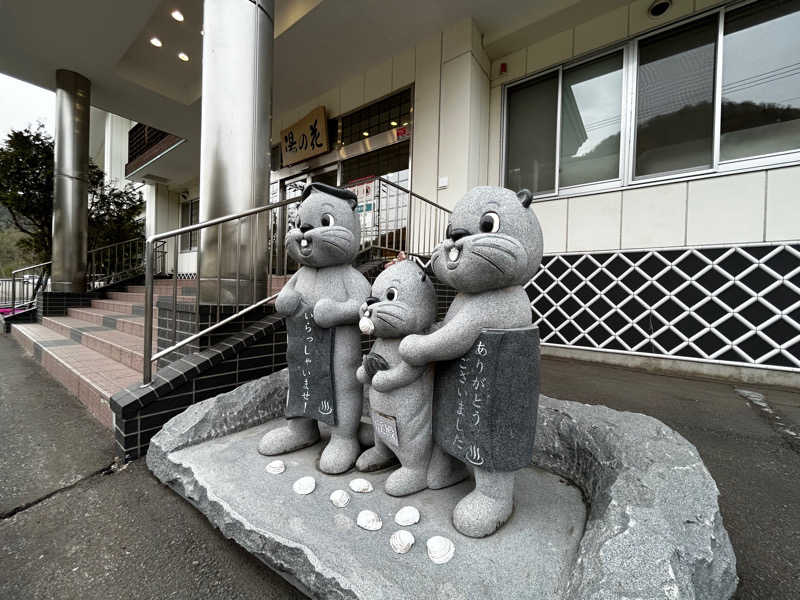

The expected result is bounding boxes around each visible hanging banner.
[281,106,330,167]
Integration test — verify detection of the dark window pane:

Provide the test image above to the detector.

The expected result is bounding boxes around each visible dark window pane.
[721,0,800,160]
[340,88,412,145]
[635,16,717,177]
[505,71,558,194]
[560,52,623,187]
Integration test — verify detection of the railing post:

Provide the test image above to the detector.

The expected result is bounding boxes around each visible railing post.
[10,272,16,315]
[142,240,154,384]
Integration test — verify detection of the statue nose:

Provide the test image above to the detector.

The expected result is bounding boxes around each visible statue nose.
[365,296,379,306]
[299,224,314,233]
[449,228,469,242]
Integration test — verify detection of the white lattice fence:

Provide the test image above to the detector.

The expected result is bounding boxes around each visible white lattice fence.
[528,242,800,371]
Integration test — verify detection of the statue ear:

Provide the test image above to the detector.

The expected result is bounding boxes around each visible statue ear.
[347,197,358,211]
[517,189,533,208]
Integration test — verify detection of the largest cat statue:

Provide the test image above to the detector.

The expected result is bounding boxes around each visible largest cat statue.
[258,183,370,474]
[399,186,543,537]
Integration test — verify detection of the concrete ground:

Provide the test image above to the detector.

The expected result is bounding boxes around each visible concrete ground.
[0,331,798,599]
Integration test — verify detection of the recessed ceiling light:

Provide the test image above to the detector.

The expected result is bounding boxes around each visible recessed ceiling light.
[178,52,189,62]
[171,9,184,22]
[390,121,398,127]
[362,131,369,137]
[150,37,163,47]
[402,122,409,126]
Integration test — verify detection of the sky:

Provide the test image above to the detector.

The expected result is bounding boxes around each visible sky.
[0,73,54,142]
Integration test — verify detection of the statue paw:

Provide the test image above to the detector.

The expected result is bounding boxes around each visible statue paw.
[319,435,361,474]
[452,490,513,538]
[427,448,469,489]
[385,467,428,497]
[398,335,426,366]
[257,421,319,456]
[275,289,302,316]
[356,445,398,472]
[370,371,393,393]
[312,298,337,329]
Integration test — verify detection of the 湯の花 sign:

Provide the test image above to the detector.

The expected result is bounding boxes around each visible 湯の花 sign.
[281,106,329,167]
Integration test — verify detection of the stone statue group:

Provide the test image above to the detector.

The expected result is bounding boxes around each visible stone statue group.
[258,182,543,538]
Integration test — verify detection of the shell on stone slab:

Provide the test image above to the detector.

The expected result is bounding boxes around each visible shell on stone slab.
[394,506,420,527]
[292,476,316,495]
[329,489,351,508]
[389,530,415,554]
[356,510,382,531]
[426,536,455,564]
[349,478,374,493]
[265,460,285,475]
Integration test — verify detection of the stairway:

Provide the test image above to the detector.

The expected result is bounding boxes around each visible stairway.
[11,279,193,429]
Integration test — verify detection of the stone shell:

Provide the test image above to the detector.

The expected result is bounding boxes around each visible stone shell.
[389,530,415,554]
[393,506,420,527]
[265,459,285,475]
[349,478,374,493]
[329,489,351,508]
[292,476,316,495]
[426,536,455,564]
[356,510,382,531]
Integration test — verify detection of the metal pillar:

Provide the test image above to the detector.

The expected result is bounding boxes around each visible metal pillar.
[51,70,90,292]
[198,0,273,305]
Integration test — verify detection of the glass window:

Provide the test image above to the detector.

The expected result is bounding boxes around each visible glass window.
[340,89,412,146]
[560,52,624,187]
[721,0,800,161]
[634,16,717,178]
[505,72,558,194]
[180,198,199,252]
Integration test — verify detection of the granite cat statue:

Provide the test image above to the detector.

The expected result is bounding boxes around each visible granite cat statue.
[399,186,543,537]
[258,183,370,474]
[355,259,437,496]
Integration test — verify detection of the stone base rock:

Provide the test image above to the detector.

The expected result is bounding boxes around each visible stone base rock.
[147,368,737,600]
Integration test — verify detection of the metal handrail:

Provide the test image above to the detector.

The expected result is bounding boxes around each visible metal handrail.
[8,261,52,314]
[143,292,279,385]
[142,199,293,383]
[141,177,452,384]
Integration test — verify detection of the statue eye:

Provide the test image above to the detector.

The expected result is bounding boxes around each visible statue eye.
[320,213,335,227]
[479,211,500,233]
[386,287,398,301]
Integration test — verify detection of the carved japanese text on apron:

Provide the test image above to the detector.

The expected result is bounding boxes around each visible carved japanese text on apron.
[285,310,337,425]
[433,326,540,472]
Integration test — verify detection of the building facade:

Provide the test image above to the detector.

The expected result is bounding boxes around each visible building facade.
[14,0,797,385]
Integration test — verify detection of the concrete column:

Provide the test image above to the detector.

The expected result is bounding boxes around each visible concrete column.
[198,0,273,305]
[51,69,90,293]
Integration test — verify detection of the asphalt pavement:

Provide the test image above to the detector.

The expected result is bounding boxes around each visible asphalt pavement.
[1,332,798,599]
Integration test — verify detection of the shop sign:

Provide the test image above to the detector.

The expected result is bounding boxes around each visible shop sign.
[281,106,329,167]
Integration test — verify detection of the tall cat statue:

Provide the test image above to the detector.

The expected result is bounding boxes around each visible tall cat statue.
[399,186,543,537]
[355,259,436,496]
[258,183,370,474]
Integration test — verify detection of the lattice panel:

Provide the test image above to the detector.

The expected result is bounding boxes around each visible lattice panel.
[528,243,800,370]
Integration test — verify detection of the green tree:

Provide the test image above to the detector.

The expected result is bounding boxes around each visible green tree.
[0,124,144,264]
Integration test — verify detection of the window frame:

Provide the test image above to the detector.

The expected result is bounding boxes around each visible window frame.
[179,197,200,253]
[501,0,800,201]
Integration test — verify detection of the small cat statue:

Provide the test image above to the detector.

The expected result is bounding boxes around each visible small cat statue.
[399,186,543,537]
[258,182,371,474]
[354,259,437,496]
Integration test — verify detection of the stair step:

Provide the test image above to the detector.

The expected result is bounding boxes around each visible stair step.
[67,307,154,338]
[11,323,141,429]
[126,284,196,294]
[90,298,158,315]
[41,316,155,373]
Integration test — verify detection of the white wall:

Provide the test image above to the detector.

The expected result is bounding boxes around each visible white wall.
[486,0,800,253]
[104,114,133,188]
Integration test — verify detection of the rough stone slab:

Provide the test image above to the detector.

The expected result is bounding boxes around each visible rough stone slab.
[148,368,738,600]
